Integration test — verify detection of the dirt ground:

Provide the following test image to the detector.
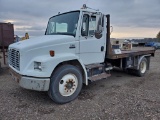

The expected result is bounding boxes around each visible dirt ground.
[0,50,160,120]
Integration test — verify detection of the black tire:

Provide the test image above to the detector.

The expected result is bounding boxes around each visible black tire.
[48,65,83,104]
[136,57,148,77]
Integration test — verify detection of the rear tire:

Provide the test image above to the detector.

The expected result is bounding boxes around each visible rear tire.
[48,65,83,104]
[136,57,148,77]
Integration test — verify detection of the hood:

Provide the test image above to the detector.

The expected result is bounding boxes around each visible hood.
[9,35,75,51]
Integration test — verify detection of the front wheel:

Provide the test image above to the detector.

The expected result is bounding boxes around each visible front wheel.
[48,65,83,104]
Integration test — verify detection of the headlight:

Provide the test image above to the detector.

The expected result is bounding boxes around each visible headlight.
[34,62,42,71]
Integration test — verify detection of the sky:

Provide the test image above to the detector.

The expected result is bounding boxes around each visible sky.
[0,0,160,39]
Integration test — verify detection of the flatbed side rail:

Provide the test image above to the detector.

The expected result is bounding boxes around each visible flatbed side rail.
[106,48,155,60]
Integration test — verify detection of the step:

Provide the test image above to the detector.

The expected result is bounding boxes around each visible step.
[89,73,111,81]
[86,63,104,69]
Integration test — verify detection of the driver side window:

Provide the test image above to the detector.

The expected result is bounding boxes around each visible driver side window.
[81,14,96,37]
[81,14,89,36]
[89,16,96,36]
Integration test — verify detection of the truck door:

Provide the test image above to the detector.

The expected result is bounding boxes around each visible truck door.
[79,12,106,65]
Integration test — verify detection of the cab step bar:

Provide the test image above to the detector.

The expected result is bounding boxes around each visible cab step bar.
[86,63,112,82]
[89,72,111,81]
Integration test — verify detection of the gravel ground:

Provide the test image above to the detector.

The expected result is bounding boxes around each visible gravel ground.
[0,50,160,120]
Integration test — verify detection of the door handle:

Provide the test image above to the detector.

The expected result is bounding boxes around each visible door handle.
[101,46,104,51]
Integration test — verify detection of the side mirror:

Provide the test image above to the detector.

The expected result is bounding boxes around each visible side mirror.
[95,13,103,39]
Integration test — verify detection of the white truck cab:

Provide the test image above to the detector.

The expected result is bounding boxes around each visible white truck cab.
[9,6,108,104]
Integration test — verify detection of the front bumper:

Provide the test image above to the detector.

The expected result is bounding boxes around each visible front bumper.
[9,68,50,91]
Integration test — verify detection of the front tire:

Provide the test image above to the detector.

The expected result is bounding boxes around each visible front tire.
[48,65,83,104]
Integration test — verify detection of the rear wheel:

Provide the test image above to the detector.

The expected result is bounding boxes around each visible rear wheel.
[48,65,83,104]
[136,57,148,77]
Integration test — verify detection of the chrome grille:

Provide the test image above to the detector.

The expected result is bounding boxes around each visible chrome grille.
[8,49,20,71]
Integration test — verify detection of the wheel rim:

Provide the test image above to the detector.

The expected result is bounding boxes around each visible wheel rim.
[59,73,78,96]
[140,60,147,73]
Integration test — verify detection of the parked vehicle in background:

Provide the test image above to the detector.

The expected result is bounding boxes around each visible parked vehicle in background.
[153,42,160,50]
[145,42,156,47]
[0,23,14,65]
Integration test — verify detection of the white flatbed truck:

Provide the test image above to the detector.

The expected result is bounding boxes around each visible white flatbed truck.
[8,5,155,104]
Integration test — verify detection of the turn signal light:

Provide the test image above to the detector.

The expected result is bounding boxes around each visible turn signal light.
[50,50,55,57]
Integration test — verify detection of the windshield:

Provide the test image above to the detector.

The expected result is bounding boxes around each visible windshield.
[46,11,80,37]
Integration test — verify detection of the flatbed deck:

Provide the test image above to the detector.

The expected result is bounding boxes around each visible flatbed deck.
[106,47,155,59]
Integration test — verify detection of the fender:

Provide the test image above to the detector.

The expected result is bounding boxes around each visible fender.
[22,53,88,85]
